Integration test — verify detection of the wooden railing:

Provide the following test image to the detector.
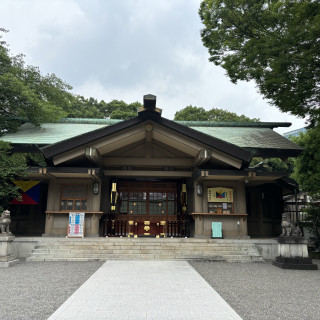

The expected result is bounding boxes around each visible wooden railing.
[167,220,191,238]
[104,219,191,237]
[105,219,127,237]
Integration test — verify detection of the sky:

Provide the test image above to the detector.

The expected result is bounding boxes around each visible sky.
[0,0,307,134]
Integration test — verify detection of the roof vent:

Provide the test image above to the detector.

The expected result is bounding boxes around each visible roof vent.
[138,94,162,116]
[143,94,156,109]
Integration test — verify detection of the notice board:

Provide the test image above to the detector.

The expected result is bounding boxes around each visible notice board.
[211,222,223,238]
[208,187,233,203]
[68,212,85,238]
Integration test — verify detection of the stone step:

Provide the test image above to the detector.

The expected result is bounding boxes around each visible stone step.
[32,252,260,260]
[35,243,258,251]
[31,247,260,256]
[36,239,257,245]
[27,238,264,262]
[27,253,263,262]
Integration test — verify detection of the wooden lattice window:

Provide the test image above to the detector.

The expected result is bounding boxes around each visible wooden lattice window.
[118,181,177,215]
[60,185,88,211]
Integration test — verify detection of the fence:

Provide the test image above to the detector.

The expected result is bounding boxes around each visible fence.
[104,219,191,237]
[284,200,308,224]
[167,220,191,237]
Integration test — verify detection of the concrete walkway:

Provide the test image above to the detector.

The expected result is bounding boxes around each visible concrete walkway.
[48,261,242,320]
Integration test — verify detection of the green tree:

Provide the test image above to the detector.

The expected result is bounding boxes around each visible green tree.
[291,126,320,250]
[249,157,294,173]
[66,96,104,118]
[0,141,26,211]
[0,29,73,133]
[301,196,320,251]
[292,127,320,194]
[67,97,141,120]
[199,1,320,124]
[174,105,259,122]
[174,106,209,121]
[104,100,140,119]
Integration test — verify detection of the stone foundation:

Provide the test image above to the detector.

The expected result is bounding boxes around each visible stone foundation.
[272,236,318,270]
[0,235,20,267]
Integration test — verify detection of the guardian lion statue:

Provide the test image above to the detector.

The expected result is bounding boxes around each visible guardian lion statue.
[0,210,12,235]
[280,212,302,237]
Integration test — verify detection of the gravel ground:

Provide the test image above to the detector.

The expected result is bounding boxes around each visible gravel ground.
[190,260,320,320]
[0,260,103,320]
[1,259,319,320]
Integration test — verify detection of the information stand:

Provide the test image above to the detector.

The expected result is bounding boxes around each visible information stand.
[211,222,223,238]
[68,212,85,238]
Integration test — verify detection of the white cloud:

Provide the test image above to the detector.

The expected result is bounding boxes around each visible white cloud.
[1,1,89,60]
[0,0,307,134]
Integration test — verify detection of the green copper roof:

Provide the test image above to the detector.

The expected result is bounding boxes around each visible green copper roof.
[190,126,300,151]
[1,118,301,155]
[1,122,111,145]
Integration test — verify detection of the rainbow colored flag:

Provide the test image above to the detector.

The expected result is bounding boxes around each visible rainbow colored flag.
[11,181,41,204]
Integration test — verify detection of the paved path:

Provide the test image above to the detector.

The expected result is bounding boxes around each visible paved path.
[48,261,242,320]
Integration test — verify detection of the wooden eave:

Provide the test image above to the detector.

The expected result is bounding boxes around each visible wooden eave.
[193,168,289,186]
[26,167,101,180]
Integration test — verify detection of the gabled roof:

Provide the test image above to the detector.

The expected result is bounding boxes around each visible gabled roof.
[190,126,303,157]
[0,119,121,145]
[1,113,303,159]
[41,109,253,163]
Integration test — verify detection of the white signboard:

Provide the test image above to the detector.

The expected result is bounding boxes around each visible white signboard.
[68,212,85,238]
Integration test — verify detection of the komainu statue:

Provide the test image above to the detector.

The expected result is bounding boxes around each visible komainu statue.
[280,212,302,237]
[0,210,12,235]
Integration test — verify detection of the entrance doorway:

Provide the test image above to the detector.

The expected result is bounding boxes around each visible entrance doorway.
[105,180,190,237]
[118,181,177,236]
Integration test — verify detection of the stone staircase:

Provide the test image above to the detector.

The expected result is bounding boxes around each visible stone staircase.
[26,238,264,263]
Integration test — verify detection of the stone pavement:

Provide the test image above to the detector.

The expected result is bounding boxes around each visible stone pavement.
[48,260,242,320]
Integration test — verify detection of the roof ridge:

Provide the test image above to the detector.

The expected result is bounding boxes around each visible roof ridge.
[58,118,292,128]
[57,118,124,124]
[13,117,291,129]
[176,121,292,129]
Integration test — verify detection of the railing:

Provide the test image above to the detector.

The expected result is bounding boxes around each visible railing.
[167,220,191,238]
[104,219,191,237]
[284,200,308,224]
[105,219,127,237]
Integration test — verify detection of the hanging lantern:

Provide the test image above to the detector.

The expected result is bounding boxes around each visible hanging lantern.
[181,183,187,213]
[110,182,117,212]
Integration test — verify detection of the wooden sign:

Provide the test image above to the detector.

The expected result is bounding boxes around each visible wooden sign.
[208,187,233,203]
[68,212,85,238]
[212,222,223,238]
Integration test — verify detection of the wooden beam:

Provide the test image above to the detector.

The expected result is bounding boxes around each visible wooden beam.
[103,170,193,177]
[85,147,102,165]
[152,131,199,157]
[95,130,145,154]
[211,151,243,169]
[53,148,84,165]
[194,150,212,166]
[102,157,194,167]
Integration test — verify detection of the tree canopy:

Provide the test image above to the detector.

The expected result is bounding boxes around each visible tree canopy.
[66,96,141,120]
[199,0,320,124]
[291,126,320,194]
[0,141,25,211]
[249,157,294,174]
[0,28,73,133]
[291,126,320,251]
[174,105,260,122]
